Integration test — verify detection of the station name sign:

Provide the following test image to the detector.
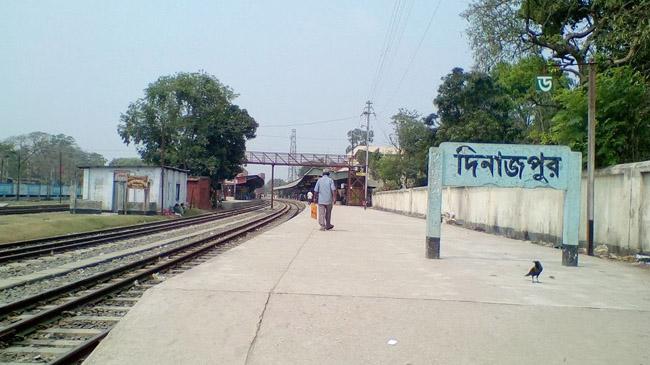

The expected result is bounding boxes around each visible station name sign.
[440,142,571,190]
[427,142,581,266]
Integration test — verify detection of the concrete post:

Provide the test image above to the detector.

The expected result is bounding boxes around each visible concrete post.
[562,151,582,266]
[627,167,642,252]
[425,147,442,259]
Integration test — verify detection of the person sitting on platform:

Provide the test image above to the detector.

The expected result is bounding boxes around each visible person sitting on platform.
[172,203,183,216]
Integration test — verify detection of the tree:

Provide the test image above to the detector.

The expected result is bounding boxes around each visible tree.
[346,128,374,154]
[1,132,106,199]
[108,157,146,166]
[463,0,650,81]
[550,66,650,167]
[462,0,531,72]
[433,68,526,145]
[297,166,312,177]
[492,56,572,142]
[373,109,434,189]
[376,154,402,191]
[0,142,14,182]
[264,178,287,193]
[118,71,258,185]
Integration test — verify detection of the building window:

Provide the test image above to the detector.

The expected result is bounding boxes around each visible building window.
[176,183,180,201]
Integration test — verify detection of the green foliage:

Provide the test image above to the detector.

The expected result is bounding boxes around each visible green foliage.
[374,109,434,189]
[118,71,258,185]
[492,56,572,142]
[346,128,374,154]
[1,132,106,184]
[434,68,527,145]
[462,0,529,71]
[463,0,650,82]
[265,178,287,193]
[297,166,312,177]
[376,154,402,191]
[461,0,650,168]
[108,157,146,166]
[550,66,650,167]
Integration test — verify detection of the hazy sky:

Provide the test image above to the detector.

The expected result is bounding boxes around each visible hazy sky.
[1,0,473,178]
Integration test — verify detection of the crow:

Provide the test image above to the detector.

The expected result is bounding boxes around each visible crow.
[525,260,543,283]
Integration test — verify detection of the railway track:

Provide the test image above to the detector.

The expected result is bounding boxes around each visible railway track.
[0,205,69,215]
[0,200,304,364]
[0,201,269,263]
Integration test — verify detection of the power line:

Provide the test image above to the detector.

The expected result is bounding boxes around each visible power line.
[372,0,415,102]
[256,134,343,141]
[381,0,442,114]
[369,0,403,99]
[369,0,414,102]
[258,116,357,128]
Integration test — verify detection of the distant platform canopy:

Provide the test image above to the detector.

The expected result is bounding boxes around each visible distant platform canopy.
[274,167,377,191]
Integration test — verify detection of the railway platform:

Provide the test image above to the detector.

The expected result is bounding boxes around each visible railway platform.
[84,205,650,365]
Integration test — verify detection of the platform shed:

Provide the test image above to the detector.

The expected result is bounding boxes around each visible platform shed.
[79,165,188,213]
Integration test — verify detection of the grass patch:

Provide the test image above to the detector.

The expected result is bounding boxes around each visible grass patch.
[181,208,210,217]
[0,212,169,244]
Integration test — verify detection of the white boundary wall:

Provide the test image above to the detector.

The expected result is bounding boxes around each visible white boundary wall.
[373,160,650,254]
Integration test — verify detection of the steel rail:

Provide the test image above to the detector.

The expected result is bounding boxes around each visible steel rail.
[0,204,267,262]
[50,201,303,365]
[0,201,266,250]
[0,203,291,343]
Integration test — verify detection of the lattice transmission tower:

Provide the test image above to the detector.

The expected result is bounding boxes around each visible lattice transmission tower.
[288,129,297,180]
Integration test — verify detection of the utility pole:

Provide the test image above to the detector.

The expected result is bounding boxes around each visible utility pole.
[160,118,165,215]
[58,146,63,203]
[587,62,596,256]
[16,150,21,201]
[233,175,237,200]
[271,164,275,209]
[288,129,297,181]
[361,100,375,209]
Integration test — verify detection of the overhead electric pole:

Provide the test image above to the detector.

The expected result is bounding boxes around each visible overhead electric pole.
[160,118,165,215]
[361,100,375,209]
[58,146,63,203]
[587,62,596,256]
[288,129,297,181]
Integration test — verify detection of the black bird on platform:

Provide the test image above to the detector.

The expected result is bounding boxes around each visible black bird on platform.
[525,261,543,283]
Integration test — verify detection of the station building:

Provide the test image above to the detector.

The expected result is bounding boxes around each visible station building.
[78,165,188,214]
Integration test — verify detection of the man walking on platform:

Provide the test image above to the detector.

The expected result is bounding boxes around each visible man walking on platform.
[313,168,336,231]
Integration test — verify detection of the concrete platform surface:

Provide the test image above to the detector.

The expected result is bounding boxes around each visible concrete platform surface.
[84,205,650,365]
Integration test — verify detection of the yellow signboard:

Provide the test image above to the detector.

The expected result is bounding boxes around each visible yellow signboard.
[127,175,149,189]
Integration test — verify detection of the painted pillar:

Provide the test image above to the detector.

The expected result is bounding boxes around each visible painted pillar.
[562,151,582,266]
[425,147,442,259]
